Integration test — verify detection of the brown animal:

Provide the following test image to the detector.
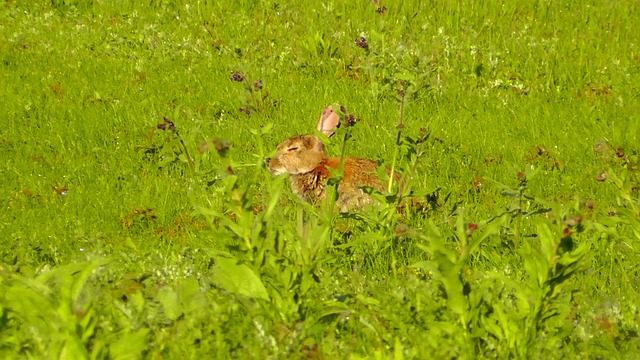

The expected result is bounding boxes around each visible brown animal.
[268,105,390,211]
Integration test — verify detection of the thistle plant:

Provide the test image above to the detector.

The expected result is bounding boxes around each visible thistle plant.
[229,71,271,115]
[156,117,196,173]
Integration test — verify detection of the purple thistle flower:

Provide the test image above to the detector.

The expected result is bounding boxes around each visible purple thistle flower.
[355,37,369,50]
[345,114,356,127]
[230,71,245,82]
[586,200,594,210]
[163,117,175,130]
[158,117,176,131]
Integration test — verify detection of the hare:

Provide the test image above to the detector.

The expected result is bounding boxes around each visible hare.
[268,105,388,211]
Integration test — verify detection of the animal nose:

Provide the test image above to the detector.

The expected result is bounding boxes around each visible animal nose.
[265,157,271,164]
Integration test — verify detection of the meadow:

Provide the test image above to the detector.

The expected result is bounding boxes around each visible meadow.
[1,0,639,358]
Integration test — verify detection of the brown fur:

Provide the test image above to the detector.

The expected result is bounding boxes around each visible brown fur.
[268,105,391,211]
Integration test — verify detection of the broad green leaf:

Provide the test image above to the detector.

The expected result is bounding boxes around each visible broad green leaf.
[130,291,146,314]
[3,285,52,331]
[213,256,269,300]
[537,223,556,265]
[179,278,206,315]
[466,215,507,259]
[393,337,404,360]
[109,328,150,360]
[456,208,467,248]
[59,336,89,360]
[157,286,181,321]
[481,312,505,341]
[263,183,282,221]
[70,259,111,304]
[558,242,590,266]
[433,251,465,315]
[355,294,381,306]
[79,308,97,342]
[319,303,352,320]
[524,251,548,287]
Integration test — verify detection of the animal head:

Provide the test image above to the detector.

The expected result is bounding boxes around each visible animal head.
[268,104,341,176]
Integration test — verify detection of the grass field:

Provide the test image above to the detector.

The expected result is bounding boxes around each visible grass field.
[1,0,639,358]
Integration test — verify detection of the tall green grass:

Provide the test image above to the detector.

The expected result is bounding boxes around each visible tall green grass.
[1,0,639,358]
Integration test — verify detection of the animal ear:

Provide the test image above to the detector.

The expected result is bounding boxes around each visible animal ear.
[316,104,340,137]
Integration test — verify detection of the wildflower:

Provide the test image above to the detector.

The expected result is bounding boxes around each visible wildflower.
[563,227,572,236]
[239,106,251,115]
[586,200,594,210]
[230,71,245,82]
[516,171,526,181]
[157,117,175,131]
[466,223,478,237]
[214,139,230,155]
[607,211,615,217]
[344,114,356,127]
[565,216,582,227]
[615,148,624,158]
[376,6,387,15]
[355,36,368,50]
[253,79,263,91]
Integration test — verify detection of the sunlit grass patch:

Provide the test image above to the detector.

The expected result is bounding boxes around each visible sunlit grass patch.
[1,0,639,358]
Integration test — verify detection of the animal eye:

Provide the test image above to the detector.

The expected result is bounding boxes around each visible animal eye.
[287,147,298,152]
